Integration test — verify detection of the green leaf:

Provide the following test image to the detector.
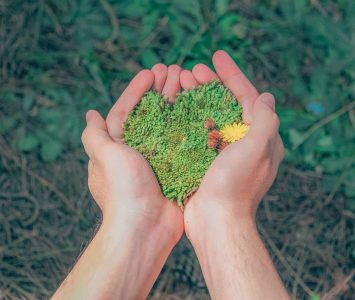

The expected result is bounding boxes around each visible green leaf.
[278,108,314,131]
[172,0,203,25]
[345,168,355,197]
[216,0,229,16]
[345,185,355,198]
[310,68,327,100]
[345,197,355,212]
[18,135,39,152]
[23,95,35,110]
[40,140,63,162]
[322,157,350,174]
[317,136,333,148]
[309,294,320,300]
[141,11,159,37]
[304,152,316,167]
[352,247,355,260]
[294,0,308,14]
[217,14,238,39]
[288,128,303,148]
[169,19,185,47]
[38,108,62,123]
[291,77,308,98]
[140,48,159,68]
[0,117,17,134]
[164,48,179,65]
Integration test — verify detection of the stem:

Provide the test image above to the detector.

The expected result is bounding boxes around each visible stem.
[292,101,355,150]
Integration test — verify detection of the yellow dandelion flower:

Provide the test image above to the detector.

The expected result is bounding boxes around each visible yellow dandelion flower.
[220,122,249,143]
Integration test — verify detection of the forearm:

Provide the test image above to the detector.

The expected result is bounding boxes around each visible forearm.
[189,209,289,300]
[52,214,176,300]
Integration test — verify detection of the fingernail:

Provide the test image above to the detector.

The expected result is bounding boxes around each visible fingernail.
[260,93,275,110]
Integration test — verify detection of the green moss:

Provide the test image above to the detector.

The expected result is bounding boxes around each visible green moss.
[124,81,242,205]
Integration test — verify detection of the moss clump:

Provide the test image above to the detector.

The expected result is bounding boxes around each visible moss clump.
[124,81,243,205]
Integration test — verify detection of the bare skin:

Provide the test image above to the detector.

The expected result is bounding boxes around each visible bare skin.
[181,50,289,300]
[52,51,289,299]
[52,66,184,300]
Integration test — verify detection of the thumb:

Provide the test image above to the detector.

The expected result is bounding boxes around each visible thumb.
[82,110,112,159]
[249,93,279,137]
[86,110,107,129]
[258,92,275,111]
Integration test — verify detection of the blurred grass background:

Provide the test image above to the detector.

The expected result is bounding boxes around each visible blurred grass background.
[0,0,354,299]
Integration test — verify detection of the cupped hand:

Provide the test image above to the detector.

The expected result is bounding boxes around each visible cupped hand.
[81,66,184,243]
[181,51,284,238]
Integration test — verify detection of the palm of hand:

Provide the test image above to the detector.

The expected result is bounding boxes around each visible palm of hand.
[190,132,280,216]
[83,66,184,241]
[83,51,284,242]
[179,51,284,236]
[90,143,162,208]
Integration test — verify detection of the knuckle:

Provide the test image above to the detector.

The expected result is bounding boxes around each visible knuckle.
[256,154,273,178]
[262,154,273,170]
[260,134,272,149]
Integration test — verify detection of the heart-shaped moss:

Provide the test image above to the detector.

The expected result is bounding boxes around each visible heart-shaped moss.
[124,81,244,205]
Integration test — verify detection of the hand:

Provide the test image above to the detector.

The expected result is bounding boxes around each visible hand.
[180,50,284,238]
[179,51,288,300]
[53,66,186,300]
[82,66,184,243]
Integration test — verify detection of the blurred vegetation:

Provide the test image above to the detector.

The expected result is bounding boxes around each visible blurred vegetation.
[0,0,354,299]
[1,0,354,202]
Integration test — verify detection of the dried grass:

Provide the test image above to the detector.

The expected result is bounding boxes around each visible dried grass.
[1,135,354,299]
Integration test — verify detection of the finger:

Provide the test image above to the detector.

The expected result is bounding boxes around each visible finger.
[82,110,112,159]
[162,64,182,103]
[212,50,259,123]
[248,93,279,138]
[180,70,198,90]
[212,50,259,101]
[151,63,168,92]
[106,69,154,141]
[191,64,219,84]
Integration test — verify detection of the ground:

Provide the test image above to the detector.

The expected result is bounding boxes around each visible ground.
[0,0,354,299]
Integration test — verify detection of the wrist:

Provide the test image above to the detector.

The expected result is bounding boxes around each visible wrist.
[185,194,256,246]
[65,200,179,300]
[101,199,182,248]
[185,198,289,300]
[186,210,261,288]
